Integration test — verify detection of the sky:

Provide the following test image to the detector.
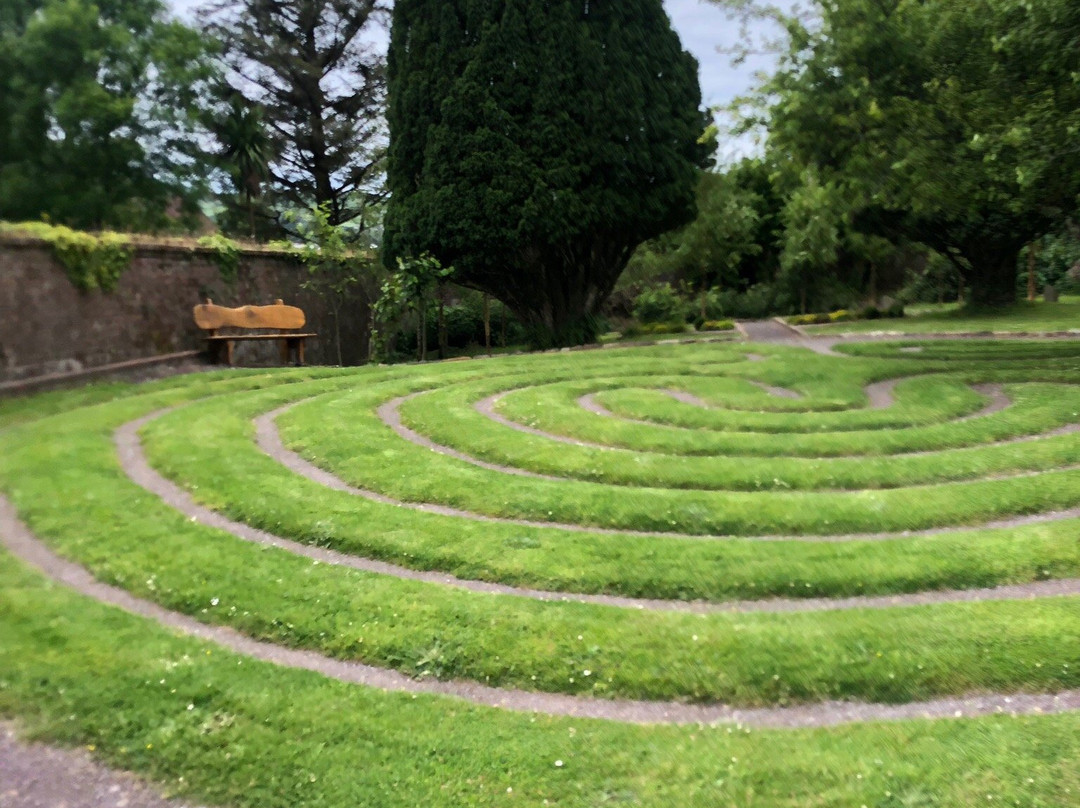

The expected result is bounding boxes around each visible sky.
[168,0,781,156]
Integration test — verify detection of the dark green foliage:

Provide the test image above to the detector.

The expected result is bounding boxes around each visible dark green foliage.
[206,95,273,238]
[395,292,528,358]
[632,283,688,325]
[1026,227,1080,294]
[384,0,711,346]
[0,0,217,229]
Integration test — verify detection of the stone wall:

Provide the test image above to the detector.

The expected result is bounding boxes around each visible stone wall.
[0,237,371,382]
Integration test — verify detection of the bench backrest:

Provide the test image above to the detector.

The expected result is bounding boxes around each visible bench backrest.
[193,299,306,332]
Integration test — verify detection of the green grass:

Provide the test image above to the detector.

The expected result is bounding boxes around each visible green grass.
[837,339,1080,361]
[807,300,1080,335]
[4,384,1075,706]
[4,556,1079,808]
[271,380,1080,535]
[395,383,1080,490]
[2,340,1080,806]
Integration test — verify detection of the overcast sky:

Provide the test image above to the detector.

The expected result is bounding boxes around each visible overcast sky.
[167,0,780,156]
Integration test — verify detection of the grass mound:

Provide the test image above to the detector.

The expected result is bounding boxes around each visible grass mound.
[1,340,1079,806]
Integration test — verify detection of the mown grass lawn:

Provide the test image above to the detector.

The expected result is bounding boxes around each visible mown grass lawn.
[807,299,1080,335]
[1,340,1079,807]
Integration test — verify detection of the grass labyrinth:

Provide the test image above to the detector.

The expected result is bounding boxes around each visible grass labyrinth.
[2,340,1080,806]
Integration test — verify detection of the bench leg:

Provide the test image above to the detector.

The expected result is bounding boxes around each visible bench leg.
[225,340,235,367]
[279,339,290,365]
[297,338,306,366]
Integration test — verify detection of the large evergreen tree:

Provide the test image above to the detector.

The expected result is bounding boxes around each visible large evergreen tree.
[383,0,711,345]
[202,0,388,231]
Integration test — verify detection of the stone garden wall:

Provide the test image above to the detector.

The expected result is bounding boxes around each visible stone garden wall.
[0,236,371,382]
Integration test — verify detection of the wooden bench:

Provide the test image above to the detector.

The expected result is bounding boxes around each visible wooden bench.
[193,299,317,366]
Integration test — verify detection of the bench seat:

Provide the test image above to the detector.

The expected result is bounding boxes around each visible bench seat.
[194,299,317,367]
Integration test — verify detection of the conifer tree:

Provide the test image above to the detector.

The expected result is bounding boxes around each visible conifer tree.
[202,0,387,231]
[384,0,711,345]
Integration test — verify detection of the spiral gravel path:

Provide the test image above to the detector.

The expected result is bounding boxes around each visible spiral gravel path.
[256,401,1080,541]
[6,336,1080,742]
[4,495,1079,728]
[109,413,1080,614]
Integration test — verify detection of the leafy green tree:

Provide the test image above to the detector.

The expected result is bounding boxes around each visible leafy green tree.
[0,0,217,229]
[621,168,761,320]
[292,204,374,366]
[202,0,387,231]
[676,171,761,320]
[755,0,1080,306]
[383,0,712,346]
[778,170,843,314]
[369,253,453,362]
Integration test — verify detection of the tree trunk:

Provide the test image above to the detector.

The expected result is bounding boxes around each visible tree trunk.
[421,304,428,361]
[332,299,343,367]
[437,286,446,360]
[1027,242,1039,302]
[416,306,423,362]
[967,243,1021,307]
[700,262,709,323]
[483,293,491,355]
[473,240,628,348]
[500,303,507,348]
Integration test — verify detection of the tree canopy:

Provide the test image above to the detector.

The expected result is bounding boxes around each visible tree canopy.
[202,0,388,232]
[754,0,1080,305]
[0,0,216,229]
[383,0,712,345]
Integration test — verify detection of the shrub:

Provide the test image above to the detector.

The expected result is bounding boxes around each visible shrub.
[734,283,784,319]
[632,283,688,325]
[860,305,882,320]
[699,319,735,332]
[885,301,906,318]
[622,321,691,338]
[829,309,853,322]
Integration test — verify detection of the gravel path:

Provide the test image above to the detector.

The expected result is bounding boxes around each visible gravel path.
[3,494,1079,729]
[377,393,560,479]
[384,384,1079,490]
[112,411,1080,614]
[474,392,610,447]
[0,724,201,808]
[739,318,1080,355]
[243,405,1080,541]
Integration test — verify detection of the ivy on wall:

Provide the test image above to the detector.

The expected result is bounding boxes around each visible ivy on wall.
[196,233,242,284]
[1,222,133,292]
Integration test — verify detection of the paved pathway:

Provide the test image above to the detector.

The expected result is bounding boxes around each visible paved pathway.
[736,319,844,355]
[0,723,199,808]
